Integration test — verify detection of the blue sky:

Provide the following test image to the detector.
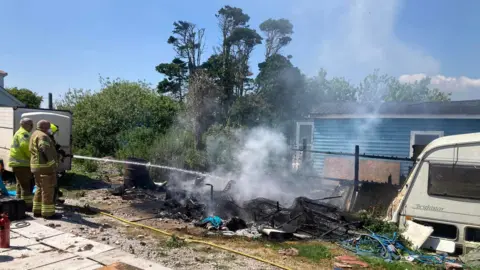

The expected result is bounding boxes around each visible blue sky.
[2,0,480,106]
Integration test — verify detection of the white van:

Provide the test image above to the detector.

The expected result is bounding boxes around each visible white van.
[0,106,73,174]
[387,132,480,254]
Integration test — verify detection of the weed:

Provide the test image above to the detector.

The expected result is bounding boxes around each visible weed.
[358,209,399,236]
[166,235,186,248]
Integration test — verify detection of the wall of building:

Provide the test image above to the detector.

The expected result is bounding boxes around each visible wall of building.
[311,118,480,182]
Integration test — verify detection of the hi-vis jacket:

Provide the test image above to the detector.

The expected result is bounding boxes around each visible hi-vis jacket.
[29,129,58,174]
[8,127,31,167]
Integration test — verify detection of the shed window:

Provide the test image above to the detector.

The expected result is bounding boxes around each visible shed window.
[410,131,444,158]
[296,122,313,147]
[428,163,480,200]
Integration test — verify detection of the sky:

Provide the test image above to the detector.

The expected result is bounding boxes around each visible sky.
[1,0,480,107]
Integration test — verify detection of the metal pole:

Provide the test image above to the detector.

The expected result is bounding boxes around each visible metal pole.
[354,145,359,192]
[48,93,53,109]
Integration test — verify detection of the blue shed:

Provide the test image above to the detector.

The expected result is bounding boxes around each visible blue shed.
[295,100,480,185]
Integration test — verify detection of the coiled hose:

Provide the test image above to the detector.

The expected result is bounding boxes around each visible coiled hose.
[99,212,293,270]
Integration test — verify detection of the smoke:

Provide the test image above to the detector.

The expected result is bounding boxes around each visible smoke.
[204,126,298,205]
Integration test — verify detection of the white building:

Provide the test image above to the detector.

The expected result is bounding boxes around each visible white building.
[0,70,25,107]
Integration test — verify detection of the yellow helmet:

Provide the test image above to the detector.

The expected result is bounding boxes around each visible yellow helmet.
[50,123,58,134]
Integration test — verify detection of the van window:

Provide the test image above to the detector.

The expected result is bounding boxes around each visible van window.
[465,227,480,242]
[428,163,480,200]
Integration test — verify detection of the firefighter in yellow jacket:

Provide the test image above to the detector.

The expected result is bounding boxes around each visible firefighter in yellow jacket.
[30,120,62,219]
[8,118,34,209]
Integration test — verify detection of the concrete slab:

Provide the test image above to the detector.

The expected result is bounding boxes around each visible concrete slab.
[40,232,115,258]
[0,235,39,251]
[0,243,76,270]
[35,256,103,270]
[91,249,171,270]
[10,231,21,239]
[11,221,65,240]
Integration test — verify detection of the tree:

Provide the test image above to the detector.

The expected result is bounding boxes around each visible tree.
[256,54,306,131]
[56,88,92,111]
[227,27,262,96]
[306,69,451,105]
[6,87,43,108]
[156,21,205,101]
[259,18,294,58]
[384,76,451,102]
[167,21,205,73]
[306,69,357,104]
[155,58,188,101]
[215,6,253,115]
[186,70,221,150]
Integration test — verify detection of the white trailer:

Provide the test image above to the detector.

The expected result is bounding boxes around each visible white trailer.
[387,132,480,254]
[0,106,73,173]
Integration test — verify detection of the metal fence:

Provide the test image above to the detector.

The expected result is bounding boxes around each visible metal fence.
[291,139,416,211]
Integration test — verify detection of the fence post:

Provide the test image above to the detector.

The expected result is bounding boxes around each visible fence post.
[354,145,359,192]
[302,138,307,163]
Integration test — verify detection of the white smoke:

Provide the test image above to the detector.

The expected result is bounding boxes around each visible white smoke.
[204,126,305,205]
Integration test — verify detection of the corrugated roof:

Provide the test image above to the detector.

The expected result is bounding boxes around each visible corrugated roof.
[310,100,480,116]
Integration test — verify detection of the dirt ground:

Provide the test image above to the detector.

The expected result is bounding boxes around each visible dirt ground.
[17,163,361,270]
[38,186,352,270]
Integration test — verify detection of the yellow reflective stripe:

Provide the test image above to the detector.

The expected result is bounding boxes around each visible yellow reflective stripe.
[39,141,51,147]
[32,203,42,211]
[31,160,56,168]
[8,157,30,166]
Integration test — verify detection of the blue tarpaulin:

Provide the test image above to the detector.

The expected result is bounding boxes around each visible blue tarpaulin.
[1,175,37,196]
[7,186,37,196]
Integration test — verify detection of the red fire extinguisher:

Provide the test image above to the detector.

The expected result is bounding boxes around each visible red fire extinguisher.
[0,214,10,248]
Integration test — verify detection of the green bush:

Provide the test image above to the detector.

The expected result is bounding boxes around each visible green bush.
[116,126,156,160]
[72,147,99,173]
[58,78,180,157]
[148,126,207,180]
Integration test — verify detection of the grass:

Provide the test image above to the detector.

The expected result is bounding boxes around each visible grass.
[166,235,187,249]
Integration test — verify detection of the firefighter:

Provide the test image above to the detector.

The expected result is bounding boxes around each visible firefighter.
[30,120,62,219]
[8,118,34,209]
[48,123,66,204]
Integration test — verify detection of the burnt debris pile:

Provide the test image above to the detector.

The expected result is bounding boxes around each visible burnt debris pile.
[110,176,360,240]
[241,197,361,240]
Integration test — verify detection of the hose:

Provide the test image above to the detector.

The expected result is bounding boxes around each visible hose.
[99,212,293,270]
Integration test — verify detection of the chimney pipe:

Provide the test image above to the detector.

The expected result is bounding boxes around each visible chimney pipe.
[48,93,53,109]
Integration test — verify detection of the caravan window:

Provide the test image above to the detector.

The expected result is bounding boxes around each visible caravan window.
[428,163,480,200]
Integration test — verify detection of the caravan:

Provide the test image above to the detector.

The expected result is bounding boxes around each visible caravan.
[387,132,480,254]
[0,106,73,174]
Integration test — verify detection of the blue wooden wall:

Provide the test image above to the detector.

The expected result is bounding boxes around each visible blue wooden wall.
[312,118,480,180]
